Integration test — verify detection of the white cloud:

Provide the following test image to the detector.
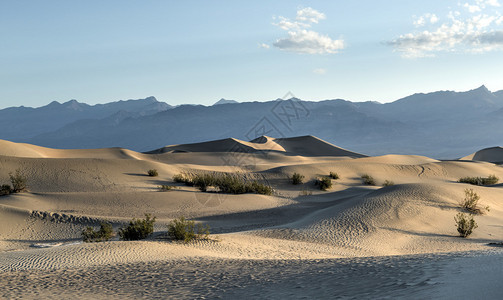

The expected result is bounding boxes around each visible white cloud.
[269,7,344,55]
[313,68,327,75]
[413,13,439,27]
[296,7,326,24]
[389,1,503,57]
[464,3,482,13]
[273,30,344,54]
[259,43,270,49]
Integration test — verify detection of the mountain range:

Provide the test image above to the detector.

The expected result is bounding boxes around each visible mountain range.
[1,85,502,158]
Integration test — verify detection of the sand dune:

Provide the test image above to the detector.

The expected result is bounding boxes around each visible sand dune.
[462,146,503,163]
[1,136,503,298]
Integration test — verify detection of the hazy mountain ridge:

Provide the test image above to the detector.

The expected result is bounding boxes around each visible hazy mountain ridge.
[2,86,502,158]
[0,97,171,141]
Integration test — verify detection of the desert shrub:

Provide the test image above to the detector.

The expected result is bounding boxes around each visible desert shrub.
[460,189,489,214]
[168,216,210,243]
[361,174,375,186]
[9,169,27,193]
[315,177,332,191]
[247,180,273,195]
[147,169,159,177]
[118,214,156,241]
[383,180,395,187]
[291,173,305,185]
[173,173,190,184]
[159,185,176,191]
[172,172,272,195]
[82,222,115,242]
[0,184,12,196]
[329,172,340,180]
[454,212,478,238]
[458,175,499,186]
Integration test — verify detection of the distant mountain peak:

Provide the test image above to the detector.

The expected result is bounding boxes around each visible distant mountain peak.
[468,85,491,94]
[213,98,238,105]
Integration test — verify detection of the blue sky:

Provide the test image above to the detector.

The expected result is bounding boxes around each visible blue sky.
[1,1,502,108]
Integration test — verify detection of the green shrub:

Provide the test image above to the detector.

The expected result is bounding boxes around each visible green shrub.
[315,177,332,191]
[458,175,499,186]
[361,174,375,186]
[329,172,339,180]
[9,169,27,193]
[454,212,478,238]
[291,173,305,185]
[172,172,272,195]
[168,216,210,243]
[460,189,489,214]
[0,184,12,196]
[118,214,156,241]
[82,222,115,243]
[159,185,176,191]
[147,169,159,177]
[383,180,395,187]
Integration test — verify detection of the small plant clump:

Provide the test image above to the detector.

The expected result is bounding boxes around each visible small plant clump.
[458,175,499,186]
[291,173,305,185]
[0,184,12,196]
[460,189,489,214]
[82,222,115,243]
[147,169,159,177]
[454,212,478,238]
[9,169,27,193]
[329,172,339,180]
[168,216,210,243]
[159,185,176,191]
[118,214,156,241]
[172,172,272,195]
[315,177,332,191]
[383,180,395,187]
[299,189,313,196]
[361,174,376,186]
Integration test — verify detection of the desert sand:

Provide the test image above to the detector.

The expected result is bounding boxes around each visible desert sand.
[1,136,502,299]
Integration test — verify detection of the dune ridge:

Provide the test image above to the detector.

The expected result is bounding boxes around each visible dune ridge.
[1,137,502,298]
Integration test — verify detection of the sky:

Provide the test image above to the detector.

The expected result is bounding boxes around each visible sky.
[1,0,503,108]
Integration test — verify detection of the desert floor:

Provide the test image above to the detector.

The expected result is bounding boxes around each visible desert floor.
[1,136,502,299]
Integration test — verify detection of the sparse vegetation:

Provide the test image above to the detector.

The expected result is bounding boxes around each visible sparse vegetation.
[82,222,114,242]
[0,184,12,196]
[172,172,272,195]
[291,173,305,185]
[159,185,176,191]
[167,216,210,243]
[9,169,27,193]
[118,214,156,241]
[361,174,376,186]
[458,175,499,186]
[383,180,395,187]
[460,189,489,214]
[299,189,313,196]
[147,169,159,177]
[329,172,339,180]
[454,212,478,238]
[315,177,332,191]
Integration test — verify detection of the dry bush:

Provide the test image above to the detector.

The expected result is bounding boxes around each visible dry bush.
[315,177,332,191]
[460,189,489,214]
[82,222,114,242]
[147,169,159,177]
[168,216,210,243]
[118,214,156,241]
[291,173,305,185]
[454,212,478,238]
[361,174,375,185]
[458,175,499,186]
